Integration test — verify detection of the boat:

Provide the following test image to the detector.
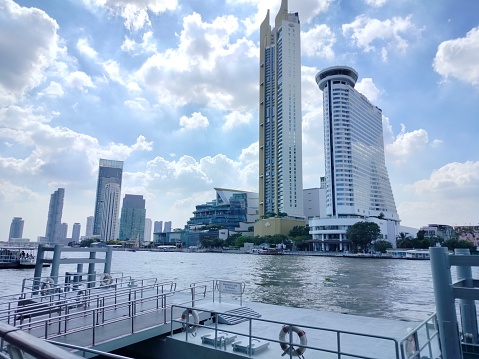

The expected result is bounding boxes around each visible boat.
[386,248,431,260]
[0,247,49,269]
[0,244,476,358]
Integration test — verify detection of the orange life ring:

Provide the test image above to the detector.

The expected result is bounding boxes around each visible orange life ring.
[279,325,307,356]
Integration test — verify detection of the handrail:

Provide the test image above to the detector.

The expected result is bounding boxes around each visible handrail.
[0,321,80,359]
[1,282,208,350]
[47,340,133,359]
[170,304,401,359]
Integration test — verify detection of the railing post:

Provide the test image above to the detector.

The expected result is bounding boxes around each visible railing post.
[429,246,462,359]
[455,248,478,344]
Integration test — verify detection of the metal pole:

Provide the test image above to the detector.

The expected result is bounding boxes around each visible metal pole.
[104,246,112,274]
[33,244,46,291]
[88,249,96,288]
[454,248,478,344]
[50,245,62,284]
[429,246,462,359]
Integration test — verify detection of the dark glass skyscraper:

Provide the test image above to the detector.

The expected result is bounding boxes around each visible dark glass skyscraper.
[9,217,24,241]
[45,188,65,243]
[93,159,123,239]
[119,194,146,241]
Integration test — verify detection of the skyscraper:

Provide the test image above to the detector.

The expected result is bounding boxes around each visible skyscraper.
[45,188,65,244]
[119,194,146,241]
[310,66,400,251]
[100,183,121,241]
[8,217,24,241]
[93,159,123,240]
[315,66,398,220]
[72,223,81,242]
[154,221,163,233]
[60,223,68,241]
[259,0,303,218]
[163,221,172,233]
[144,218,152,242]
[85,216,94,237]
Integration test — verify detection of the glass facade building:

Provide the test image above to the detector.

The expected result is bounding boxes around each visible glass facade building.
[119,194,146,241]
[45,188,65,244]
[187,188,259,231]
[259,0,303,218]
[93,159,123,240]
[9,217,24,241]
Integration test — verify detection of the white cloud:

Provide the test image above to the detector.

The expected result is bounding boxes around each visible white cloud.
[408,161,479,195]
[39,81,64,97]
[433,27,479,87]
[65,71,95,91]
[135,13,258,111]
[223,111,252,131]
[383,121,442,165]
[0,0,60,104]
[355,78,381,102]
[179,112,209,131]
[301,24,335,59]
[76,38,98,59]
[124,97,151,111]
[121,31,157,55]
[102,59,124,85]
[365,0,388,7]
[342,15,419,60]
[83,0,179,31]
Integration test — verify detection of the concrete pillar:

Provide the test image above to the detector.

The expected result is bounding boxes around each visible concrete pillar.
[429,247,462,359]
[454,248,478,343]
[104,246,112,274]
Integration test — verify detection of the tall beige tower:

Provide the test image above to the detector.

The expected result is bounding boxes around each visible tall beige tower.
[259,0,303,219]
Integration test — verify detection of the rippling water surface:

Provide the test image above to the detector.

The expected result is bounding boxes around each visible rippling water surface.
[2,251,469,322]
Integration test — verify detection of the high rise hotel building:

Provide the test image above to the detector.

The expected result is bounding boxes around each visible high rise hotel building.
[310,66,400,251]
[259,0,303,218]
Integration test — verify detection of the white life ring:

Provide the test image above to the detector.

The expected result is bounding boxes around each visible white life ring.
[279,325,307,357]
[40,277,55,296]
[181,309,199,335]
[405,329,418,358]
[100,273,113,286]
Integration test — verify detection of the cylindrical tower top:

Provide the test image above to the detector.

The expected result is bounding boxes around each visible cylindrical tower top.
[315,66,358,91]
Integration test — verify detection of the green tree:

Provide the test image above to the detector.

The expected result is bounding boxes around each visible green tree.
[373,240,392,253]
[346,222,381,252]
[443,239,477,253]
[289,226,310,238]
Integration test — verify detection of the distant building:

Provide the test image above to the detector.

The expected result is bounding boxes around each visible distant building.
[72,223,81,242]
[144,218,152,242]
[154,221,163,233]
[163,221,172,233]
[85,216,94,237]
[310,67,400,251]
[45,188,65,244]
[101,183,121,241]
[303,178,327,220]
[60,223,68,241]
[9,217,24,242]
[93,159,123,240]
[187,188,259,231]
[119,194,146,241]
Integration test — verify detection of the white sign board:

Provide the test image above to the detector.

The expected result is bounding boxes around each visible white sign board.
[218,281,242,295]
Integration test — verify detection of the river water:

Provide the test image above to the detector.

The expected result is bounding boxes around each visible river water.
[0,251,462,322]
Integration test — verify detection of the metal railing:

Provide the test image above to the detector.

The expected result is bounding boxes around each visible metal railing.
[171,304,402,359]
[0,276,209,355]
[398,312,441,359]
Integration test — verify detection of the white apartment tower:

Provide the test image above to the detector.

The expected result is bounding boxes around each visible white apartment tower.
[315,66,398,220]
[259,0,303,218]
[309,66,400,251]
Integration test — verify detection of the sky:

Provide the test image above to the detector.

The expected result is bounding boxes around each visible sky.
[1,0,478,241]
